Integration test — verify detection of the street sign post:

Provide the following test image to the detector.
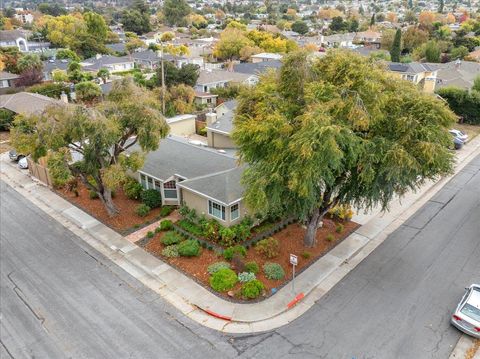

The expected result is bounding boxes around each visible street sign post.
[290,254,298,293]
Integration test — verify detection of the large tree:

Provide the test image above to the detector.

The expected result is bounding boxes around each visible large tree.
[121,0,152,34]
[163,0,191,27]
[11,79,169,216]
[390,28,402,62]
[233,50,456,247]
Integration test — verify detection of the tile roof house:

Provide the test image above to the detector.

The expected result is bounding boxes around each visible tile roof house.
[135,136,246,226]
[0,92,62,115]
[0,71,19,89]
[387,62,439,93]
[80,55,134,73]
[195,69,258,93]
[206,100,237,149]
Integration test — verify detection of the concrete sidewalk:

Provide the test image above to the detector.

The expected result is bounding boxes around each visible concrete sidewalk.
[1,136,480,334]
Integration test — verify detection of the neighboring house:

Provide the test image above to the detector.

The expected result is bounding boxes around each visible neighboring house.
[131,50,187,70]
[166,114,196,136]
[0,30,50,52]
[206,100,237,149]
[135,136,247,226]
[387,62,438,93]
[194,91,218,107]
[250,53,283,63]
[435,60,480,91]
[233,60,282,75]
[354,30,382,48]
[321,33,356,48]
[0,30,29,51]
[14,11,34,24]
[195,70,258,93]
[0,92,62,115]
[42,59,70,81]
[0,71,19,89]
[80,55,134,74]
[106,43,127,54]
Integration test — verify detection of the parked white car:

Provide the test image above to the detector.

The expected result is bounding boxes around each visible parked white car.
[449,129,468,143]
[451,284,480,339]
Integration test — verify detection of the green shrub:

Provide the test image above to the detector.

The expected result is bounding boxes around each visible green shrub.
[89,190,99,199]
[210,268,238,292]
[223,245,247,261]
[177,219,203,237]
[135,204,151,217]
[241,279,264,299]
[160,206,174,217]
[326,233,335,242]
[219,226,236,247]
[162,244,179,258]
[123,178,143,200]
[178,239,201,257]
[207,261,231,275]
[238,272,256,283]
[263,262,285,280]
[155,226,161,233]
[202,219,221,242]
[302,251,311,259]
[255,237,280,259]
[159,219,173,231]
[141,189,162,208]
[146,231,154,238]
[244,261,259,274]
[0,108,16,131]
[161,231,182,245]
[335,223,344,233]
[232,223,251,242]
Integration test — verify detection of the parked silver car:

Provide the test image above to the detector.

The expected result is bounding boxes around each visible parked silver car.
[451,284,480,339]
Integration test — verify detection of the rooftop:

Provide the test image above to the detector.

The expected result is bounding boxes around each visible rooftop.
[0,92,61,115]
[0,71,19,81]
[233,60,282,75]
[197,70,253,85]
[207,100,237,135]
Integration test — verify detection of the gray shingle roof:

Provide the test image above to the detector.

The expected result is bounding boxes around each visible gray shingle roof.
[43,59,70,73]
[139,136,237,182]
[387,62,439,74]
[178,166,244,205]
[197,70,252,85]
[132,50,183,62]
[106,43,126,53]
[81,55,133,71]
[0,71,19,81]
[233,60,282,75]
[0,29,27,42]
[0,92,61,115]
[207,100,237,135]
[435,61,480,90]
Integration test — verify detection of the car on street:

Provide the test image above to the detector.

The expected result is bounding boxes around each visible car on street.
[450,129,469,143]
[453,137,464,150]
[18,156,28,169]
[8,149,24,162]
[451,284,480,339]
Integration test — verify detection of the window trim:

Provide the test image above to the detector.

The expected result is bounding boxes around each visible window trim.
[230,203,239,221]
[208,200,226,222]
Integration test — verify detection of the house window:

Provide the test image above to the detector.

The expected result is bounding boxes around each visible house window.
[140,174,147,189]
[208,200,225,221]
[154,180,161,192]
[204,85,208,92]
[147,177,153,189]
[163,180,177,199]
[207,98,212,104]
[230,204,239,221]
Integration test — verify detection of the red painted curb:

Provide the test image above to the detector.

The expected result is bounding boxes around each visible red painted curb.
[204,309,232,321]
[287,293,305,309]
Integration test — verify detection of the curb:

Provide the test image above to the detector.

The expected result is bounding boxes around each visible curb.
[1,137,479,334]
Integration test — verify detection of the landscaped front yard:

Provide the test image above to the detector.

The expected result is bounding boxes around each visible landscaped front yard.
[140,213,359,302]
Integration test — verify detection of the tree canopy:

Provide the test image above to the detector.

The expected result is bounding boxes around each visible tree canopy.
[233,50,456,247]
[11,79,169,216]
[163,0,191,27]
[121,0,152,34]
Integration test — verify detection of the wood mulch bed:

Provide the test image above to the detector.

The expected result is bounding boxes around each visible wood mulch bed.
[58,182,162,234]
[142,217,359,302]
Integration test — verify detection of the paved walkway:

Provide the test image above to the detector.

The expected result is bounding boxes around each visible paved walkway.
[1,135,479,334]
[125,211,180,243]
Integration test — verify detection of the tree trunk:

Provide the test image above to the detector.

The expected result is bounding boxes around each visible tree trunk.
[98,188,118,217]
[304,208,322,247]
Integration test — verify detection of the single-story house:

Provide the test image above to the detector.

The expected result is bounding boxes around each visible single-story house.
[166,114,196,136]
[135,136,247,226]
[106,43,127,54]
[233,60,282,76]
[0,30,50,52]
[206,100,237,149]
[387,62,438,93]
[194,91,218,107]
[250,53,283,63]
[42,59,70,81]
[321,33,356,48]
[81,55,134,74]
[434,60,480,91]
[354,30,382,47]
[131,50,186,70]
[195,69,258,93]
[0,71,19,89]
[0,92,62,115]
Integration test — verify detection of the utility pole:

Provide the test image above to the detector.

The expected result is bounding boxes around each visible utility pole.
[161,43,165,115]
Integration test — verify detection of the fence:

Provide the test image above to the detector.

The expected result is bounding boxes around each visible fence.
[27,157,53,187]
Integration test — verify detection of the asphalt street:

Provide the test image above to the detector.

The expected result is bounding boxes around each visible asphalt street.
[1,153,479,359]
